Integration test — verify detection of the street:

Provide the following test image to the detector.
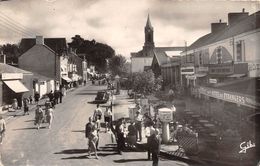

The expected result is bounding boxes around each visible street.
[0,84,197,166]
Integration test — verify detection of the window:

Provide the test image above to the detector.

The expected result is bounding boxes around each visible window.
[199,53,203,65]
[236,41,242,62]
[216,47,222,64]
[186,54,194,63]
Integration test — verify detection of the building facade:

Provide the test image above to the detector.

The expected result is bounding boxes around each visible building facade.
[19,36,69,92]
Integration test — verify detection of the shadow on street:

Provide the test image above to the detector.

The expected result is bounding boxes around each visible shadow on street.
[114,158,149,163]
[54,149,88,154]
[13,126,48,130]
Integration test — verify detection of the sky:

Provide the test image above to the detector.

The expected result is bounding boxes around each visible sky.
[0,0,259,59]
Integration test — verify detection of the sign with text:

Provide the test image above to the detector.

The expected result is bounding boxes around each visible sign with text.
[158,108,173,123]
[209,78,217,84]
[1,73,23,80]
[198,86,260,108]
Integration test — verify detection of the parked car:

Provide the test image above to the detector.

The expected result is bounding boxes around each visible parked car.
[94,91,109,104]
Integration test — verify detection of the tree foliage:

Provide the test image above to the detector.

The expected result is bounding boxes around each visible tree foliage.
[108,54,128,77]
[132,70,162,95]
[68,35,115,72]
[0,44,20,64]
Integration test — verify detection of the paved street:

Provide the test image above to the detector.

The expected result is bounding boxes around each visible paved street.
[0,84,197,166]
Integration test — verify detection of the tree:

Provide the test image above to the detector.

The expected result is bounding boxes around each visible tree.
[132,70,162,95]
[68,35,115,72]
[0,44,20,64]
[108,54,128,77]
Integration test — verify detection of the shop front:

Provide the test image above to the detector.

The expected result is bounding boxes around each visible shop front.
[1,73,29,108]
[195,80,259,164]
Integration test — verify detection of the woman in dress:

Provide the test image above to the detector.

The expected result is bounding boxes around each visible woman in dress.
[35,105,44,130]
[45,104,54,129]
[104,107,112,132]
[88,128,99,159]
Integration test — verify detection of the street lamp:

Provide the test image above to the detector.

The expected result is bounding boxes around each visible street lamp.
[115,75,120,94]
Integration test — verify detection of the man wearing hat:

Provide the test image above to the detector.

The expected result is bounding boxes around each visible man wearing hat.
[148,125,160,166]
[134,108,143,142]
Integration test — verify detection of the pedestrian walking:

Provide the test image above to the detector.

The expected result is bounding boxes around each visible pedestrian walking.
[59,90,63,103]
[45,104,54,129]
[104,107,112,132]
[126,121,137,148]
[135,109,143,142]
[34,92,40,105]
[23,97,29,115]
[149,128,161,166]
[35,105,44,130]
[85,116,99,159]
[29,95,33,104]
[93,104,102,150]
[0,116,6,144]
[93,104,102,130]
[54,90,60,104]
[115,118,125,154]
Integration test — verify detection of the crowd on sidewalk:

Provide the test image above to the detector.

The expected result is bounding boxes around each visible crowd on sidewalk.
[85,102,162,166]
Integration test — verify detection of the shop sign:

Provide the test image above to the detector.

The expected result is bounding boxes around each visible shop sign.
[209,78,217,84]
[198,86,260,108]
[197,67,208,72]
[1,73,23,80]
[158,108,173,123]
[181,66,194,75]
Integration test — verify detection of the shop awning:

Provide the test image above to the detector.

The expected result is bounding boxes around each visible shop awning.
[194,73,207,78]
[4,80,29,93]
[227,74,246,78]
[62,76,72,82]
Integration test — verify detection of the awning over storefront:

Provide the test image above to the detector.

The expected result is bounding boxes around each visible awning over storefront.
[194,73,207,78]
[227,74,246,78]
[186,73,207,80]
[62,76,72,82]
[4,80,29,93]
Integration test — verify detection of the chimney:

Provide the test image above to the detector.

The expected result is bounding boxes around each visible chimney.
[36,36,44,45]
[228,8,249,26]
[211,19,227,33]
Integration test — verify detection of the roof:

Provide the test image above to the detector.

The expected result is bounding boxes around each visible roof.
[0,63,32,74]
[152,47,184,66]
[187,11,260,51]
[19,38,67,55]
[32,72,53,81]
[145,14,153,30]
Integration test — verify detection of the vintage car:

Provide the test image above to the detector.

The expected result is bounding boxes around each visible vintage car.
[94,90,109,104]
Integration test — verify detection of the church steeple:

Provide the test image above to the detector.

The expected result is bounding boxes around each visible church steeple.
[144,14,155,51]
[146,14,153,30]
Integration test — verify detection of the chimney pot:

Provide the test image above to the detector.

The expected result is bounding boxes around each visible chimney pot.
[219,19,222,23]
[242,8,245,13]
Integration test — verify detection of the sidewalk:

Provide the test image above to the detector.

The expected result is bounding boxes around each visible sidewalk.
[0,83,91,123]
[0,98,48,123]
[111,90,203,164]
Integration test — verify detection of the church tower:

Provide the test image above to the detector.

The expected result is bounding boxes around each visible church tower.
[143,14,155,53]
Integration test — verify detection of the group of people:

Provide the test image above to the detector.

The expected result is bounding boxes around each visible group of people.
[85,104,113,159]
[34,102,54,130]
[84,103,161,165]
[47,90,64,108]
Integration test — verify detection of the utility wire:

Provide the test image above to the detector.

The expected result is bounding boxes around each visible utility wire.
[0,16,35,36]
[0,11,43,35]
[0,21,33,37]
